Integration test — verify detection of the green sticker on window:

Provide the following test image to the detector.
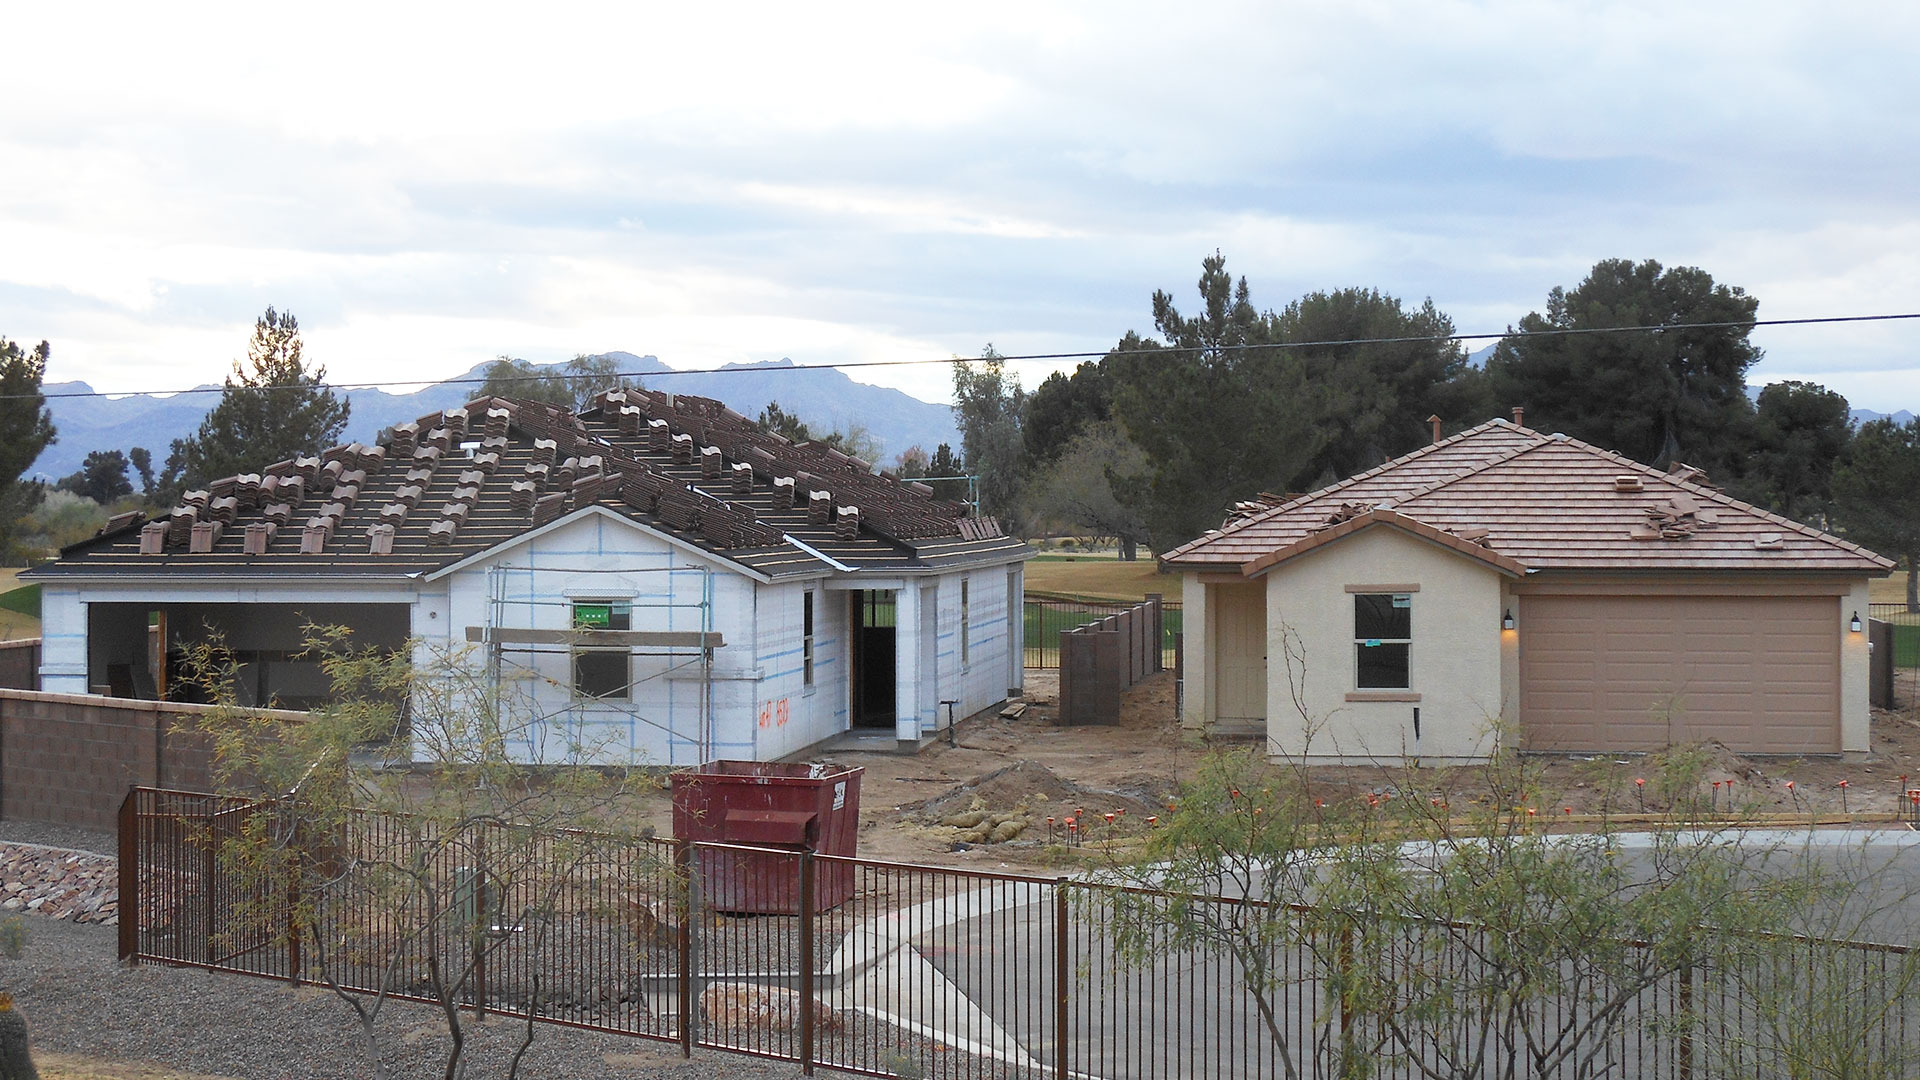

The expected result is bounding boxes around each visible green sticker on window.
[574,604,612,629]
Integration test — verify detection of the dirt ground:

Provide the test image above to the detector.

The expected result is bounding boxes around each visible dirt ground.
[644,668,1920,872]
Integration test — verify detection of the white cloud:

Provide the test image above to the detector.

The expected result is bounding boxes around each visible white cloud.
[1,1,1916,413]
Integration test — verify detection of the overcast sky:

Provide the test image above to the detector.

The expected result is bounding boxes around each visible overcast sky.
[4,2,1917,413]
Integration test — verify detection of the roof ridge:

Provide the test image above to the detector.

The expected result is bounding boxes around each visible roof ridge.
[1502,430,1895,568]
[1161,417,1543,560]
[1390,438,1558,508]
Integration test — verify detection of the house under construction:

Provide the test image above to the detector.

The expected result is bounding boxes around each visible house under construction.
[26,391,1030,765]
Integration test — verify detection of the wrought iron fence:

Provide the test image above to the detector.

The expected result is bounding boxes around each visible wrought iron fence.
[1024,597,1180,671]
[120,787,1920,1079]
[1870,603,1920,707]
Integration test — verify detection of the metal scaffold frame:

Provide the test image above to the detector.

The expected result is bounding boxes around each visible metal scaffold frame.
[478,562,720,762]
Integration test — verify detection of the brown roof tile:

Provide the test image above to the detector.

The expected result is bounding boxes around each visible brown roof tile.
[1164,421,1892,576]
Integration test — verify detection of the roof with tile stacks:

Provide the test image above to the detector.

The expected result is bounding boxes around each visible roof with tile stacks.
[30,391,1026,582]
[1161,419,1893,576]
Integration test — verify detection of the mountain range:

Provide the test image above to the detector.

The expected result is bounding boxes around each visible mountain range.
[28,352,963,482]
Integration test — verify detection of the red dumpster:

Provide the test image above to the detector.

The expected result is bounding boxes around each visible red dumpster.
[670,760,863,914]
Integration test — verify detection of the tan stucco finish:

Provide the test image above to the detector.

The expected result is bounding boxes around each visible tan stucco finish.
[1260,526,1509,763]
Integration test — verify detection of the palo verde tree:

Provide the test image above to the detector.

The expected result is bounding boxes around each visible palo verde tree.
[1834,416,1920,610]
[1487,258,1761,478]
[1099,744,1920,1080]
[182,628,659,1080]
[164,308,349,495]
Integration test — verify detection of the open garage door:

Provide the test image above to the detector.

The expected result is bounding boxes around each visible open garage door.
[1520,594,1840,754]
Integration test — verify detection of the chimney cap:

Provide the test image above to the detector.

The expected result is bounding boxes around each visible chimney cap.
[1512,406,1526,428]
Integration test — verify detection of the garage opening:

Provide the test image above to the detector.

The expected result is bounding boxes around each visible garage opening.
[87,602,410,711]
[1520,594,1841,755]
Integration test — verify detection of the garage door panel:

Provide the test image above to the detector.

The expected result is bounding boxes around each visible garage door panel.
[1521,594,1839,754]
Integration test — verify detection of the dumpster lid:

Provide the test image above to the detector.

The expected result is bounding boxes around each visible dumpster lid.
[723,808,818,846]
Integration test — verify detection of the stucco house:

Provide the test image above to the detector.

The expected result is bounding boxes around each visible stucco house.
[25,391,1028,766]
[1162,414,1892,763]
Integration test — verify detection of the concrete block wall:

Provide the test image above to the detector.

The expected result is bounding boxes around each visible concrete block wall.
[0,689,304,831]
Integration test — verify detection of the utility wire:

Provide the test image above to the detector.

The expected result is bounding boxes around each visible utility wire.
[19,311,1920,402]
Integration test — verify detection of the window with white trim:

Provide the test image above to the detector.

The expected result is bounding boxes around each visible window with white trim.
[572,599,631,700]
[1353,593,1411,689]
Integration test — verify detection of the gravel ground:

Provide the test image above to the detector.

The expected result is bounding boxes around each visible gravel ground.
[0,914,872,1079]
[0,819,115,857]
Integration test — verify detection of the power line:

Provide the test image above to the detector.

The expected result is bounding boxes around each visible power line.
[19,311,1920,402]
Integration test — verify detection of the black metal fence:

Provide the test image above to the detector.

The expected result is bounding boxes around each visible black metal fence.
[1870,603,1920,708]
[120,787,1920,1079]
[1024,597,1180,671]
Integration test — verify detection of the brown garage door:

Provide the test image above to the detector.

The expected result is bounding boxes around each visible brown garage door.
[1520,594,1839,754]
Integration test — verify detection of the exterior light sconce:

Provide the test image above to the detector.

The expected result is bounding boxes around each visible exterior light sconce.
[1502,609,1516,631]
[1850,611,1863,633]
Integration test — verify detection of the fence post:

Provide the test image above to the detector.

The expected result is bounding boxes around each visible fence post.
[798,849,816,1076]
[677,839,695,1058]
[1054,879,1070,1080]
[203,807,217,966]
[1678,958,1694,1080]
[117,788,139,964]
[286,814,301,986]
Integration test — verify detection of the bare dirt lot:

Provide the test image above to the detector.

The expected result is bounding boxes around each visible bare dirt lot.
[646,667,1920,872]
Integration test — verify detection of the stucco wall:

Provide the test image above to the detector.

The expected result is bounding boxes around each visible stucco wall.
[1260,527,1509,763]
[1843,578,1872,754]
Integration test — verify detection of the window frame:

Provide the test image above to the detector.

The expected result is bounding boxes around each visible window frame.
[571,598,632,701]
[1352,592,1413,691]
[959,577,971,671]
[802,589,816,692]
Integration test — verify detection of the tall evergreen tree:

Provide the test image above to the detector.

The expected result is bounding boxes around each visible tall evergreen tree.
[0,336,57,557]
[55,450,133,503]
[951,347,1026,521]
[1742,381,1852,524]
[1487,259,1760,477]
[1833,418,1920,611]
[165,309,349,493]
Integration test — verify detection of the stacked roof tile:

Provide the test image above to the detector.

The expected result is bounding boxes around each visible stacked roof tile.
[1162,419,1892,575]
[41,393,1024,580]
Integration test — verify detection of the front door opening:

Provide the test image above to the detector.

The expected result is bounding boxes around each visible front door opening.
[850,590,897,729]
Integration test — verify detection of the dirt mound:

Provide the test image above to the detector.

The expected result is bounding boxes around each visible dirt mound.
[902,760,1172,847]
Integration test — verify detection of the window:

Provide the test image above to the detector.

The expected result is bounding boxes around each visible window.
[802,590,816,690]
[1354,593,1412,689]
[572,600,631,700]
[959,578,970,670]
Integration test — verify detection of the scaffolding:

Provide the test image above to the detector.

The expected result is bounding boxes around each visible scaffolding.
[472,563,721,762]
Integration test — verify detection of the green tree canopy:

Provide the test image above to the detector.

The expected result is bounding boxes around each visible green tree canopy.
[0,336,57,561]
[951,347,1025,521]
[477,353,642,412]
[1741,380,1852,524]
[1104,255,1326,547]
[128,446,155,498]
[164,308,349,495]
[1022,360,1112,467]
[55,449,134,503]
[1833,417,1920,610]
[1487,259,1761,477]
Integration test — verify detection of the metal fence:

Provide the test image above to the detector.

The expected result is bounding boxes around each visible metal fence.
[120,787,1920,1079]
[1025,597,1180,671]
[1870,603,1920,708]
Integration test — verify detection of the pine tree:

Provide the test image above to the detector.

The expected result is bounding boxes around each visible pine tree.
[164,308,349,494]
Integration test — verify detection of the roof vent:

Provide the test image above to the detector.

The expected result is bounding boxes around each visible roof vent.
[1753,534,1785,551]
[1614,475,1644,493]
[1512,406,1526,428]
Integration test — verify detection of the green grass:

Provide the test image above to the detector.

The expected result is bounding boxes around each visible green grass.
[0,583,38,619]
[1023,600,1182,666]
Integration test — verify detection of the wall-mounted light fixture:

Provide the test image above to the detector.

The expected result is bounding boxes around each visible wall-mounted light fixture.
[1502,609,1516,631]
[1850,611,1863,633]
